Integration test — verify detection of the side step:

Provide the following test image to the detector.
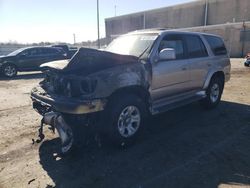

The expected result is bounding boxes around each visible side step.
[151,91,206,115]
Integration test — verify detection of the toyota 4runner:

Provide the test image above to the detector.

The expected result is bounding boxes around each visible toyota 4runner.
[31,29,231,153]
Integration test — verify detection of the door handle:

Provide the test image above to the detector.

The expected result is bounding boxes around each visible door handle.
[207,63,212,67]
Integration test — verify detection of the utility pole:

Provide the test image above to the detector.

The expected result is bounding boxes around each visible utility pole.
[97,0,100,49]
[73,33,76,44]
[114,5,117,16]
[204,0,208,26]
[242,21,246,57]
[143,12,146,29]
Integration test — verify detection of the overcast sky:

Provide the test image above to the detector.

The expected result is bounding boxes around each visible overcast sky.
[0,0,194,44]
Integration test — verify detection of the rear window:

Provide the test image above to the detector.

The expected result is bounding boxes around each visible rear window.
[204,35,227,56]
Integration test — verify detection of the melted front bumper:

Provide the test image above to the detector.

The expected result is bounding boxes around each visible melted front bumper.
[31,86,106,115]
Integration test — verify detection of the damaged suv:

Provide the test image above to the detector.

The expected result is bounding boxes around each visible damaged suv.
[31,29,230,153]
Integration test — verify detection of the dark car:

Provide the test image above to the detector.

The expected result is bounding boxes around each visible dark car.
[244,52,250,67]
[245,60,250,67]
[0,46,67,77]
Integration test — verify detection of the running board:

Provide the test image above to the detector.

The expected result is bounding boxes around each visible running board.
[151,91,206,115]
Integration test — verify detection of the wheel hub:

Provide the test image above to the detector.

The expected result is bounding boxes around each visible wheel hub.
[4,65,16,77]
[117,106,141,138]
[210,83,220,103]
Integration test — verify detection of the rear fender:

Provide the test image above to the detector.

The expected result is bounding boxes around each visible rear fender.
[203,70,225,90]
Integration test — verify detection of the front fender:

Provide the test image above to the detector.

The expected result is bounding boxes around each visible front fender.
[90,63,149,98]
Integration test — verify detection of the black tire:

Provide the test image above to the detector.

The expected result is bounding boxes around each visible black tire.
[62,113,100,154]
[61,114,86,151]
[244,61,250,67]
[104,94,147,147]
[200,76,224,109]
[1,64,17,78]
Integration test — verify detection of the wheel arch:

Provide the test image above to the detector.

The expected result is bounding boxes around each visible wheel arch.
[1,62,18,77]
[2,62,19,70]
[107,85,151,109]
[203,71,225,90]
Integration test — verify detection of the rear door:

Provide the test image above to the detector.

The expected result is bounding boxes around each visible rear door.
[45,48,65,63]
[151,34,190,100]
[36,48,65,67]
[38,48,52,66]
[183,34,210,90]
[30,48,49,68]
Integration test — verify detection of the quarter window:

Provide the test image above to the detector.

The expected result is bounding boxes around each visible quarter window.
[185,35,208,58]
[204,35,227,56]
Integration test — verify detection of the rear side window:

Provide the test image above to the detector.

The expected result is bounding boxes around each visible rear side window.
[185,35,208,58]
[39,48,49,55]
[26,48,39,56]
[204,35,227,56]
[42,48,61,55]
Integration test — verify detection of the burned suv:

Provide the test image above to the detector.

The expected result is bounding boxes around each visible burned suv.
[31,30,230,153]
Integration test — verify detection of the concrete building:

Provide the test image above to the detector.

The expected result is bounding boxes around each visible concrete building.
[105,0,250,57]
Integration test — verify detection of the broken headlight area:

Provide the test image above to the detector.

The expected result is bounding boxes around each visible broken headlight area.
[63,79,97,97]
[41,73,97,98]
[80,79,97,95]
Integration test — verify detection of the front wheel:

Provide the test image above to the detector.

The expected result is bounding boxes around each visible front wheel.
[2,64,17,78]
[200,76,224,109]
[105,94,147,147]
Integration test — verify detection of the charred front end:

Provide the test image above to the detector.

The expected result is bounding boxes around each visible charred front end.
[30,48,145,153]
[31,48,140,115]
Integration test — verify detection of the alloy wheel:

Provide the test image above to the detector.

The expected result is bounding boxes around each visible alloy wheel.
[117,106,141,138]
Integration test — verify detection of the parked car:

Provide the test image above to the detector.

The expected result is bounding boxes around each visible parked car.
[51,44,78,59]
[244,52,250,67]
[245,60,250,67]
[0,46,67,77]
[31,30,231,154]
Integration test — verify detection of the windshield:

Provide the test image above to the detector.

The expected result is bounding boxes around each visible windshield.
[106,34,158,57]
[7,48,26,56]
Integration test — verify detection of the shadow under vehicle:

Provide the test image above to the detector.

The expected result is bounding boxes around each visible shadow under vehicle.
[38,101,250,188]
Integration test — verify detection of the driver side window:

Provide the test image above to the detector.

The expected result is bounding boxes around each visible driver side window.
[21,48,39,57]
[158,35,185,60]
[20,49,29,56]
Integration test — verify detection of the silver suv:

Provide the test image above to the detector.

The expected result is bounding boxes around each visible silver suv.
[31,29,231,153]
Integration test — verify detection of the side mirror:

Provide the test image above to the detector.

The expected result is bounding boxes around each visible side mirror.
[159,48,176,61]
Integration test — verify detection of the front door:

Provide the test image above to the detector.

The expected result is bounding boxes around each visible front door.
[151,34,190,100]
[18,48,47,70]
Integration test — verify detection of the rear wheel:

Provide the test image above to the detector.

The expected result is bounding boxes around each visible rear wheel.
[2,64,17,78]
[200,76,224,109]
